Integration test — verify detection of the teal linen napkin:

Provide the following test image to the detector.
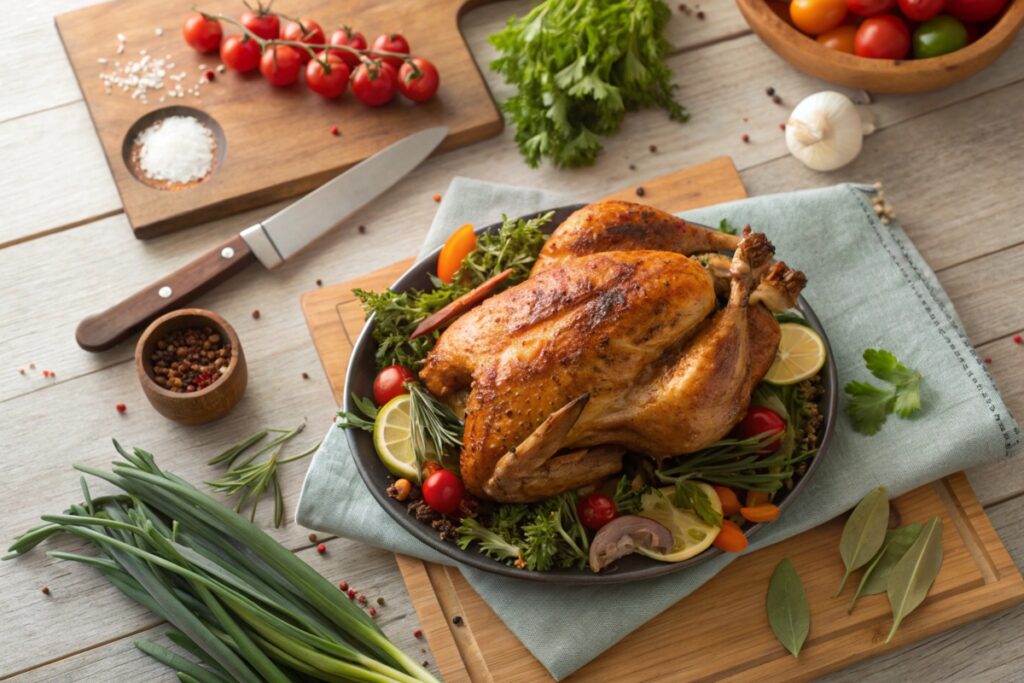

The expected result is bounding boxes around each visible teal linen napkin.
[298,178,1021,680]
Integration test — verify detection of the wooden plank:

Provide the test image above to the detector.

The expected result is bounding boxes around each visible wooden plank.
[5,30,1024,248]
[6,538,436,681]
[55,0,502,238]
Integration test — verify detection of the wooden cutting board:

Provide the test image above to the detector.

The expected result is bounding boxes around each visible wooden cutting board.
[56,0,501,238]
[300,158,1024,682]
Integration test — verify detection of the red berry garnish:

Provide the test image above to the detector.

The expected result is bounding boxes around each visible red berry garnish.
[316,543,326,554]
[116,403,127,414]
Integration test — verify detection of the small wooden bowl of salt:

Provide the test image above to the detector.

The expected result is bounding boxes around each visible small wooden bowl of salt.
[135,309,246,425]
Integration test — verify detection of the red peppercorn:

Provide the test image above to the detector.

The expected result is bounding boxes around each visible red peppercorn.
[697,10,706,18]
[41,586,51,595]
[116,403,127,414]
[339,581,349,591]
[369,607,377,617]
[742,134,750,143]
[357,224,366,234]
[1014,335,1022,344]
[358,594,368,604]
[414,629,423,638]
[316,543,326,554]
[433,193,441,202]
[205,69,216,81]
[779,123,786,131]
[348,588,357,599]
[984,357,992,364]
[330,125,339,136]
[19,368,25,375]
[252,309,261,319]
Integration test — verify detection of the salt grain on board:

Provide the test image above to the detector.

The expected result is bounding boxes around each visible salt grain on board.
[135,116,214,185]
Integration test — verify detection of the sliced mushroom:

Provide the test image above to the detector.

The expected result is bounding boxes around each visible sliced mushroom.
[410,268,514,340]
[589,515,673,573]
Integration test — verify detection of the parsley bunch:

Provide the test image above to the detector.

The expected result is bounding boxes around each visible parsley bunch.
[845,349,923,435]
[489,0,687,168]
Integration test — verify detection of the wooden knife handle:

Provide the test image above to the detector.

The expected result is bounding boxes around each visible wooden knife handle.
[75,234,257,352]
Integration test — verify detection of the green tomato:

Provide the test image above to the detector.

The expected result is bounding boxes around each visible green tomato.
[913,15,968,58]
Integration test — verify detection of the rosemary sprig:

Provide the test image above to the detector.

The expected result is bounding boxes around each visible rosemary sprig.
[206,425,320,527]
[407,382,463,471]
[656,432,813,492]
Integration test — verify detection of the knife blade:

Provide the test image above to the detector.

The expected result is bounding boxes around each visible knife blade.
[75,126,448,352]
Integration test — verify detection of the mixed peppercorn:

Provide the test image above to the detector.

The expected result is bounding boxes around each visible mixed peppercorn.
[149,326,231,393]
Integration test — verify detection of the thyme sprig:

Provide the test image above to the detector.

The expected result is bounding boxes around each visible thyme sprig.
[206,425,320,527]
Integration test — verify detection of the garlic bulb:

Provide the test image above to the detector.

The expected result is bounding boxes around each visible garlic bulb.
[785,91,876,172]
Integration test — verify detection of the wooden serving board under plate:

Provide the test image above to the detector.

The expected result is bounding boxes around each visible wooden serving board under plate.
[56,0,501,238]
[300,158,1024,682]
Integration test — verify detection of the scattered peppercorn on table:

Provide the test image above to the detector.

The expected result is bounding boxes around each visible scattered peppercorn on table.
[1,1,1022,681]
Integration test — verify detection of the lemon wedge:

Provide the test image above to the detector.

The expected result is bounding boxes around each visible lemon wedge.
[373,395,419,482]
[764,322,827,385]
[636,484,722,562]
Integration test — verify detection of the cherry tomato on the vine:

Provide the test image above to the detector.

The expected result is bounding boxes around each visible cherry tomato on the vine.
[816,24,859,52]
[422,470,465,515]
[790,0,848,35]
[398,57,440,103]
[259,44,303,86]
[281,17,325,63]
[373,365,416,406]
[913,14,968,57]
[855,14,912,58]
[329,25,367,69]
[737,406,786,452]
[306,57,351,98]
[183,13,223,53]
[371,33,410,69]
[241,10,279,40]
[577,493,618,530]
[351,61,397,106]
[944,0,1007,22]
[847,0,897,15]
[220,34,261,73]
[898,0,945,21]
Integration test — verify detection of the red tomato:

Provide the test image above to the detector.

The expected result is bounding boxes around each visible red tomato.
[373,365,416,406]
[398,58,440,103]
[855,14,912,58]
[422,470,465,514]
[371,33,410,69]
[259,45,303,86]
[898,0,945,21]
[945,0,1007,21]
[351,61,397,106]
[306,57,350,98]
[220,35,261,73]
[738,406,786,452]
[183,13,223,53]
[241,10,279,40]
[790,0,849,34]
[816,24,859,52]
[329,25,367,68]
[281,18,325,63]
[577,493,618,530]
[848,0,896,16]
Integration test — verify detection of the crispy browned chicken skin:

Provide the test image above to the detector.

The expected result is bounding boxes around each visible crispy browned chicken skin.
[420,201,805,502]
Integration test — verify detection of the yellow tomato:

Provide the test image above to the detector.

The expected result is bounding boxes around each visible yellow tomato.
[816,24,859,53]
[790,0,848,35]
[436,224,477,283]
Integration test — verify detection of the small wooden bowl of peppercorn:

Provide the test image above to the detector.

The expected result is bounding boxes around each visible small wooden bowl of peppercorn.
[135,308,247,425]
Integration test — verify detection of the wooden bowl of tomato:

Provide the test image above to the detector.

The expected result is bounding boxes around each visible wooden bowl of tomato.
[736,0,1024,92]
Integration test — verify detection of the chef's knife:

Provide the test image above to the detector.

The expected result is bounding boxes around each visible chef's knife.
[76,126,448,352]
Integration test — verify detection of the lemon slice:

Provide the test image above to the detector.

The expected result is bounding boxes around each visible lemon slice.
[636,484,722,562]
[764,322,827,385]
[373,395,419,482]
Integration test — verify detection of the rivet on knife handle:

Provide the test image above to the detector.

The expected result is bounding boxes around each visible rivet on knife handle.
[75,235,256,352]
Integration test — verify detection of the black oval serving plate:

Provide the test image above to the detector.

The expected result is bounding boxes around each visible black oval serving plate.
[343,205,838,585]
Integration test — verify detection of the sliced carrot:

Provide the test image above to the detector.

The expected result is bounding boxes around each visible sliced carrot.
[746,490,771,507]
[740,504,781,523]
[436,224,477,283]
[713,519,749,553]
[712,485,742,517]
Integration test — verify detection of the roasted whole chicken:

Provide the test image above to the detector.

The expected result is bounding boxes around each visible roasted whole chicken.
[420,201,807,502]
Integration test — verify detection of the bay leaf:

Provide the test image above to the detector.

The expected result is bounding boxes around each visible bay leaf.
[767,558,810,658]
[834,485,889,597]
[886,516,944,643]
[847,523,924,614]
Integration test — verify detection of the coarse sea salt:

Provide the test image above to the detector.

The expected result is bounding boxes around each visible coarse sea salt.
[135,116,214,185]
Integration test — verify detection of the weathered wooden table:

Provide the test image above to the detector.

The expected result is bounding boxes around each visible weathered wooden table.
[1,1,1021,680]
